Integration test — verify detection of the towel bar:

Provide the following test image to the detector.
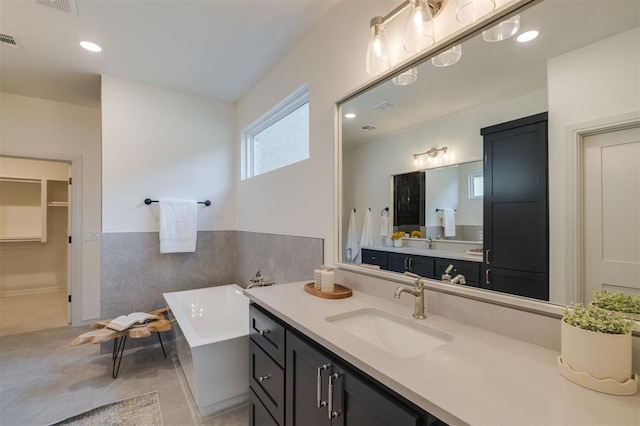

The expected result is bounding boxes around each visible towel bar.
[144,198,211,206]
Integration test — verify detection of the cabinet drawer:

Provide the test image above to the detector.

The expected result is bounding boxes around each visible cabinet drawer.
[250,388,279,426]
[250,304,286,367]
[362,249,388,268]
[250,339,285,425]
[434,259,481,286]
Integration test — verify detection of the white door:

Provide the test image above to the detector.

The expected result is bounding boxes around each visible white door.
[583,125,640,303]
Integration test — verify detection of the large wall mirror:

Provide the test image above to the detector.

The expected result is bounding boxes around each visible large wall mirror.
[339,0,639,307]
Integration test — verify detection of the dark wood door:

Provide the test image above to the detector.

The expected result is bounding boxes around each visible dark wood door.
[482,112,549,300]
[331,363,421,426]
[286,332,332,426]
[394,171,425,229]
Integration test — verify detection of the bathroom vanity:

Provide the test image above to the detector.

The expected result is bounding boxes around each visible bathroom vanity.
[245,282,640,425]
[362,248,482,287]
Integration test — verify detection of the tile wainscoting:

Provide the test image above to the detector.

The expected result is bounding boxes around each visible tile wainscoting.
[101,231,323,349]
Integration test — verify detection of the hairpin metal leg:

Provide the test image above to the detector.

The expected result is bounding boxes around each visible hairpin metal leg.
[157,332,166,358]
[112,336,127,379]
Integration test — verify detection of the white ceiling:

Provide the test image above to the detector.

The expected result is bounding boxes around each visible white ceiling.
[0,0,340,108]
[341,0,640,147]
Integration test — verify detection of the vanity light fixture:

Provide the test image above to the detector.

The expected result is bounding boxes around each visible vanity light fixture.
[413,147,448,161]
[516,29,539,43]
[80,40,102,52]
[392,67,418,85]
[455,0,495,24]
[365,0,446,76]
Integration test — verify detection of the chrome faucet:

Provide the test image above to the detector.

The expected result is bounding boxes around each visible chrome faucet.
[426,236,433,250]
[394,272,427,319]
[441,264,454,282]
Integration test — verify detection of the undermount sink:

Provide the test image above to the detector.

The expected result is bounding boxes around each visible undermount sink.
[325,308,453,358]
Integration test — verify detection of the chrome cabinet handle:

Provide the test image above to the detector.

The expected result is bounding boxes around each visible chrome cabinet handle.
[404,257,408,270]
[258,329,270,336]
[485,269,491,284]
[258,374,271,382]
[486,249,491,265]
[327,373,342,419]
[316,364,330,408]
[408,257,413,271]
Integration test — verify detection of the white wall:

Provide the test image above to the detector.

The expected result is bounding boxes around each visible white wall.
[547,27,640,304]
[0,92,102,321]
[101,76,236,233]
[235,0,524,264]
[343,90,547,251]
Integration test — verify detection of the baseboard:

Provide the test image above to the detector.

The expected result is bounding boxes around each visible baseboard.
[0,286,66,298]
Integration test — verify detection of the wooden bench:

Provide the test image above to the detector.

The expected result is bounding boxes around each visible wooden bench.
[71,307,172,378]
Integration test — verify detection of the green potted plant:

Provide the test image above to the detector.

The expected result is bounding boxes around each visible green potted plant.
[591,290,640,321]
[559,302,638,395]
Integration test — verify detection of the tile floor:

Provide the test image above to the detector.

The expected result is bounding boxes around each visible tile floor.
[0,326,248,425]
[0,290,69,337]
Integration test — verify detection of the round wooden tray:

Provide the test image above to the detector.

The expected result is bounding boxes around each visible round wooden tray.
[304,282,352,299]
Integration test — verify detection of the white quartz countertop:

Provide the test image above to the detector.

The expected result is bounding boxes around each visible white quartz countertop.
[245,282,640,426]
[363,245,482,263]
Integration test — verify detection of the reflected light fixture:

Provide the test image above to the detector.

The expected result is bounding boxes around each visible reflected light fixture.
[344,113,357,119]
[482,14,520,42]
[516,29,540,43]
[392,67,418,85]
[365,0,446,76]
[431,45,461,67]
[413,147,449,166]
[455,0,495,24]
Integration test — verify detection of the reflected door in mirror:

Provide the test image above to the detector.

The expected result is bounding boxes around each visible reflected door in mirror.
[394,172,425,231]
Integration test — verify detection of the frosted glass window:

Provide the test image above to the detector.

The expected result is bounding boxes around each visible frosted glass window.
[469,172,484,198]
[242,84,309,179]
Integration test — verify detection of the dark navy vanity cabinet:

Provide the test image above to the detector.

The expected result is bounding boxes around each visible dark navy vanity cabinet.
[249,303,447,426]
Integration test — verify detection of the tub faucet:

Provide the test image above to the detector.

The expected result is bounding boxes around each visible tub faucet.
[246,271,275,289]
[394,272,427,319]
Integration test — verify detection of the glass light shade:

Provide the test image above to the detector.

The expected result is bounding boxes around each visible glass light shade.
[431,44,462,67]
[482,14,520,42]
[392,68,418,86]
[404,0,435,53]
[456,0,495,24]
[365,24,391,75]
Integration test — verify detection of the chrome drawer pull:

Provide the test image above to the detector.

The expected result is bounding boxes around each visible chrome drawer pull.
[486,249,491,264]
[316,364,330,408]
[258,329,270,336]
[485,269,491,284]
[328,373,342,419]
[258,374,271,382]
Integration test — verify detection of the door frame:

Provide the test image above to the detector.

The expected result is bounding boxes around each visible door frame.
[567,112,640,304]
[0,150,83,327]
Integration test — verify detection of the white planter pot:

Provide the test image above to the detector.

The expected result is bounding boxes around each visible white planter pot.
[393,239,402,248]
[560,319,632,384]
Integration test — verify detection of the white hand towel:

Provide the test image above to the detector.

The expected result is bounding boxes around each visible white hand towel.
[360,209,374,248]
[345,210,360,263]
[380,216,389,236]
[159,199,198,253]
[443,208,456,238]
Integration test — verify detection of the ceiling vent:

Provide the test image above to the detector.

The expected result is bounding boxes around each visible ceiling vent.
[0,32,23,49]
[373,101,395,110]
[34,0,79,16]
[361,125,377,131]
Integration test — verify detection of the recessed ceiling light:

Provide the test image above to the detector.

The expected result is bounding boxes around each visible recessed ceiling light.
[344,113,357,119]
[80,40,102,52]
[516,30,539,43]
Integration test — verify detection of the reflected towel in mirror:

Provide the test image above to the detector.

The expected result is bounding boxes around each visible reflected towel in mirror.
[442,208,456,237]
[360,209,374,247]
[346,209,360,263]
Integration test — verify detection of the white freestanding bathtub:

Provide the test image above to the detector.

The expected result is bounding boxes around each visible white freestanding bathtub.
[163,284,249,416]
